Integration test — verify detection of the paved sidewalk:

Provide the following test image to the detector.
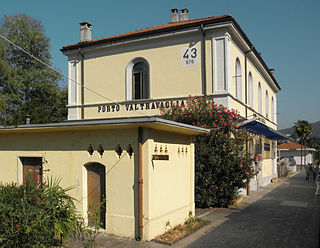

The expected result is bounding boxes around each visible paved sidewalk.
[186,172,320,248]
[65,172,319,247]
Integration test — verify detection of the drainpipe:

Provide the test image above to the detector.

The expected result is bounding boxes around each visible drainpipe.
[246,135,250,195]
[244,49,252,195]
[79,48,85,119]
[244,48,253,119]
[138,127,143,240]
[200,24,207,98]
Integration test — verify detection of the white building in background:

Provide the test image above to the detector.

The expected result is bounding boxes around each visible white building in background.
[278,142,316,170]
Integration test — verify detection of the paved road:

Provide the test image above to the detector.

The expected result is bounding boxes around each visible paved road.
[186,172,320,248]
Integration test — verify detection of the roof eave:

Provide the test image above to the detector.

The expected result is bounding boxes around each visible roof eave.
[61,16,233,52]
[0,117,210,136]
[61,15,280,91]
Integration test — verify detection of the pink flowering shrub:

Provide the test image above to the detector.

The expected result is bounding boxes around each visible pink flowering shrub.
[161,97,255,207]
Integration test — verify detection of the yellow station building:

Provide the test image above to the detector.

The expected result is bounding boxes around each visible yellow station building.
[61,9,285,190]
[0,9,286,241]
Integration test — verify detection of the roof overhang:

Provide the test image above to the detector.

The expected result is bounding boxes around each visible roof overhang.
[0,117,210,136]
[278,148,316,152]
[60,15,280,91]
[240,118,288,141]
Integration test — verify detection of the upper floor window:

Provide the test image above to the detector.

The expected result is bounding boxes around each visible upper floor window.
[133,62,148,100]
[126,58,150,101]
[235,58,242,100]
[248,72,253,107]
[265,90,269,118]
[271,96,274,122]
[68,60,77,105]
[258,82,262,114]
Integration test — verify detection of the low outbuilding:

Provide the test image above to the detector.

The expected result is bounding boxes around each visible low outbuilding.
[277,141,316,171]
[0,117,209,240]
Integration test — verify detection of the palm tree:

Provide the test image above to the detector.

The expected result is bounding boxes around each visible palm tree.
[294,120,312,169]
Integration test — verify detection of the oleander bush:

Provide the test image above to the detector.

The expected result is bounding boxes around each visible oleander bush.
[161,97,256,207]
[0,177,76,247]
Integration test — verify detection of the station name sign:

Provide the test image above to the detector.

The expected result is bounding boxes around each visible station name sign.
[97,100,185,113]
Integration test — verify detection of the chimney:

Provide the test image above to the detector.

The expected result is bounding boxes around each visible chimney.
[270,69,275,76]
[26,115,30,125]
[180,9,189,21]
[80,22,92,42]
[170,8,179,23]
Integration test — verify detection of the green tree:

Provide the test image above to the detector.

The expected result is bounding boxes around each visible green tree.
[294,120,312,167]
[161,97,256,207]
[0,14,67,126]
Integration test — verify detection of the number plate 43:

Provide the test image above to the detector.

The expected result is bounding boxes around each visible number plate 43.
[182,46,199,66]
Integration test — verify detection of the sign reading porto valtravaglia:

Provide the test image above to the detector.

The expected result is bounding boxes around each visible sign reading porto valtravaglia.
[97,99,186,113]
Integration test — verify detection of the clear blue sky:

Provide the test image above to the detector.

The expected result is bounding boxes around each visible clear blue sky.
[1,0,319,129]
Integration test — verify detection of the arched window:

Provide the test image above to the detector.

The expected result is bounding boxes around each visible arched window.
[258,82,262,114]
[248,72,253,107]
[265,90,269,118]
[126,58,150,100]
[133,62,148,100]
[235,58,242,100]
[271,96,274,122]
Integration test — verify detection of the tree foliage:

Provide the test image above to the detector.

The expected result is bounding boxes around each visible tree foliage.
[294,120,312,140]
[161,97,256,207]
[0,14,67,126]
[293,120,319,164]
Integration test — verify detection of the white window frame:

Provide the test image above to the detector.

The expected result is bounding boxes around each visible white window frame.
[258,82,262,114]
[265,90,269,118]
[271,96,275,122]
[248,72,253,107]
[235,58,242,100]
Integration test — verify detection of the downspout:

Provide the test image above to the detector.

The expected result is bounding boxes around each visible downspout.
[278,149,281,177]
[79,48,85,119]
[244,48,253,119]
[244,49,252,195]
[138,127,143,240]
[200,24,207,98]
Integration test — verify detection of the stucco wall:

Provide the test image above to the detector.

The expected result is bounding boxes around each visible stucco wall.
[80,33,204,104]
[280,150,314,165]
[0,126,195,240]
[66,27,279,137]
[0,128,137,236]
[230,40,278,125]
[143,129,194,240]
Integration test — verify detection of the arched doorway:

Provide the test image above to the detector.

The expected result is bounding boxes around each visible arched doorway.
[86,163,106,228]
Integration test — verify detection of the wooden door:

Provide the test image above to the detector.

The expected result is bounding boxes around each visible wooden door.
[87,163,106,228]
[22,157,42,185]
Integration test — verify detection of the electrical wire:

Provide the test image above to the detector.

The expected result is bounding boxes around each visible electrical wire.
[0,33,152,118]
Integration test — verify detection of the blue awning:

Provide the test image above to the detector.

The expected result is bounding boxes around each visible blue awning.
[240,120,288,141]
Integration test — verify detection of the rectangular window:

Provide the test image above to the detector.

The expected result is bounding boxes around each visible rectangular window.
[255,138,262,155]
[133,72,143,99]
[21,157,42,185]
[215,38,226,91]
[68,60,77,105]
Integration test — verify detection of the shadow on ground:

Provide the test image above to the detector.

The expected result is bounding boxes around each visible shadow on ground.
[187,173,320,248]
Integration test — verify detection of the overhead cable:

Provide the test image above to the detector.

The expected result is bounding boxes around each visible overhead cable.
[0,34,151,118]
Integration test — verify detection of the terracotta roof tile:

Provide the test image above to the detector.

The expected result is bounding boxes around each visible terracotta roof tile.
[277,142,314,150]
[60,14,281,91]
[62,15,232,50]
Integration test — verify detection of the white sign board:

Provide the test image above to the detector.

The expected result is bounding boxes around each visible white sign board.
[181,45,199,66]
